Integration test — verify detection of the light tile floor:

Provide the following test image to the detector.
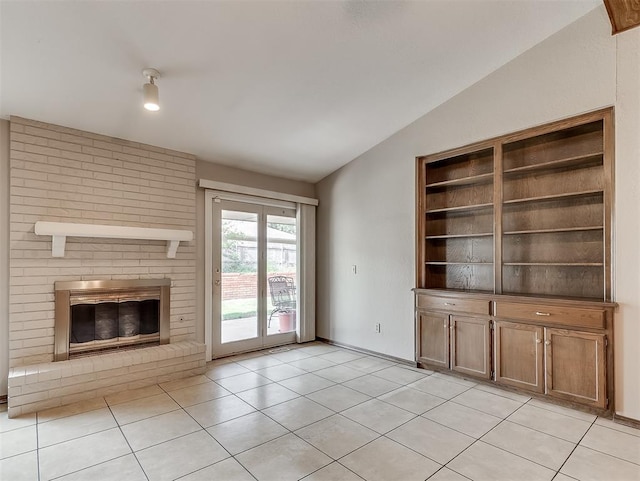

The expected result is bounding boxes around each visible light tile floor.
[1,341,640,481]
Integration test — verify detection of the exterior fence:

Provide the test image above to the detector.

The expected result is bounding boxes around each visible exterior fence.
[222,272,296,300]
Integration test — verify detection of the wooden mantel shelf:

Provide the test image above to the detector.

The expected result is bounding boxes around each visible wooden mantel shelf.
[34,221,193,258]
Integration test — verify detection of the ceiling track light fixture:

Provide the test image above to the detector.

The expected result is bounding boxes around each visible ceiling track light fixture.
[142,68,160,111]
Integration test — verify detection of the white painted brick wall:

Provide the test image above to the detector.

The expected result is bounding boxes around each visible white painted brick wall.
[9,117,197,367]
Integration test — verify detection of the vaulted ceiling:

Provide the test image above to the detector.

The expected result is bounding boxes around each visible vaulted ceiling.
[0,1,599,182]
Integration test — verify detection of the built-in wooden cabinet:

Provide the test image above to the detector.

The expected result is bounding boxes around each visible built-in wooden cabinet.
[417,311,449,368]
[545,328,607,409]
[494,319,609,409]
[494,321,544,393]
[417,311,491,379]
[414,109,616,413]
[450,316,491,379]
[415,291,614,411]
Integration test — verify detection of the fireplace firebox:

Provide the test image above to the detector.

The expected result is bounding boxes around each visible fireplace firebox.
[54,279,170,360]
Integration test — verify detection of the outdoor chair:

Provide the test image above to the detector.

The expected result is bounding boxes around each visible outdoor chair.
[268,276,296,327]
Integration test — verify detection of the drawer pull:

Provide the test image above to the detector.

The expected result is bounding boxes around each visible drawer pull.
[535,311,551,317]
[444,302,456,306]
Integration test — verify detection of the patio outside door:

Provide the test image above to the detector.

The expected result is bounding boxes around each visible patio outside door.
[212,199,297,357]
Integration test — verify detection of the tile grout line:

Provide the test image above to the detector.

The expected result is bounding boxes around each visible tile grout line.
[475,398,627,477]
[47,453,134,481]
[593,419,640,439]
[36,411,41,481]
[301,460,367,481]
[294,411,383,461]
[379,381,526,470]
[112,404,184,429]
[483,402,582,473]
[493,401,594,445]
[426,465,474,481]
[142,371,286,472]
[555,415,599,477]
[35,422,123,451]
[440,414,510,480]
[435,397,576,479]
[41,402,148,480]
[552,471,581,481]
[172,402,260,481]
[562,436,640,469]
[524,398,600,423]
[290,378,443,464]
[476,423,573,475]
[192,392,296,460]
[466,383,532,403]
[105,397,150,481]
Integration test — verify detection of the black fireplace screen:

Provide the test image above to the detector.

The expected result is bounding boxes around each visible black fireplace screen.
[70,297,159,344]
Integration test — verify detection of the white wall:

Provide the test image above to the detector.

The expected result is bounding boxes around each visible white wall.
[614,27,640,419]
[317,7,640,419]
[1,119,9,398]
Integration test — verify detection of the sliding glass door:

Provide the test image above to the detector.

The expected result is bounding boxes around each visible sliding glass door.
[212,199,297,356]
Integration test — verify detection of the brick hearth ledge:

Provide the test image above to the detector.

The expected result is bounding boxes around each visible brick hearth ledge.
[7,341,206,418]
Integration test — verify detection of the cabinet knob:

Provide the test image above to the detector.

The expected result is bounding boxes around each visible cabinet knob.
[535,311,551,316]
[444,302,456,306]
[535,339,542,344]
[545,340,551,346]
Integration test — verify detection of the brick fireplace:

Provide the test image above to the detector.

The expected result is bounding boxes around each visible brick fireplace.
[7,117,204,417]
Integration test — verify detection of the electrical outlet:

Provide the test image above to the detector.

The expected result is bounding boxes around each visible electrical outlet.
[375,323,381,333]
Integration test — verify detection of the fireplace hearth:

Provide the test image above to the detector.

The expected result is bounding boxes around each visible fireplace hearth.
[54,279,170,360]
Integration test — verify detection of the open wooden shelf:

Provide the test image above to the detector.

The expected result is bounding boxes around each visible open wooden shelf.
[425,233,493,239]
[425,202,493,214]
[503,226,603,235]
[503,262,604,267]
[503,189,603,206]
[503,152,603,175]
[425,172,493,188]
[426,262,493,265]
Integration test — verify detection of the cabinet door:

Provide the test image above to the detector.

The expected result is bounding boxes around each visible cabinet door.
[450,316,491,379]
[545,328,607,408]
[495,321,544,393]
[417,311,449,368]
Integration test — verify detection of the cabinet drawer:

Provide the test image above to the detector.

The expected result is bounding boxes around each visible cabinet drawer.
[417,295,489,315]
[494,301,605,329]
